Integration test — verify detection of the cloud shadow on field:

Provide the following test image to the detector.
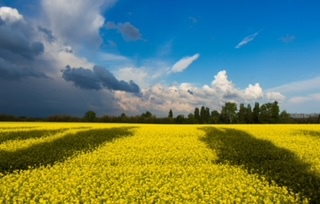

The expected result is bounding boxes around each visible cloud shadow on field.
[0,129,67,144]
[199,127,320,203]
[295,129,320,138]
[0,127,136,174]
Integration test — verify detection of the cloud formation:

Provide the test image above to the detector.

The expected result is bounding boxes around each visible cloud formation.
[0,6,46,79]
[41,0,115,48]
[38,26,56,42]
[0,77,121,117]
[170,53,200,73]
[0,7,23,23]
[106,21,142,41]
[0,5,293,118]
[235,30,261,48]
[114,70,284,116]
[61,65,140,93]
[0,58,47,80]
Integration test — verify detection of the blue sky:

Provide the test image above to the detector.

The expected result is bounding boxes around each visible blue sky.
[0,0,319,117]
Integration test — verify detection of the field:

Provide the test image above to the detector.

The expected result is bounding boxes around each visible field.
[0,123,320,203]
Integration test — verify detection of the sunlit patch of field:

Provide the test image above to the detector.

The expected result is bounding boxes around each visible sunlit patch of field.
[0,123,319,203]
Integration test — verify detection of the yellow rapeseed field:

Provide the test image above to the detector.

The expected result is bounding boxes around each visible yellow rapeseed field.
[0,122,320,203]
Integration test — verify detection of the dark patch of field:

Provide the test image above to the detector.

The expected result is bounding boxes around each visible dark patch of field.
[200,127,320,203]
[0,129,69,144]
[0,127,136,174]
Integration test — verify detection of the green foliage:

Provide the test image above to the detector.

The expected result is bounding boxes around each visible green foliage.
[253,102,260,123]
[168,109,173,118]
[259,101,280,123]
[83,111,96,122]
[141,111,152,118]
[221,102,237,124]
[210,110,220,124]
[194,107,200,123]
[279,110,291,123]
[175,114,185,124]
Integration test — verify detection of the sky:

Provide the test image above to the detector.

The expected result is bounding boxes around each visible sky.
[0,0,319,117]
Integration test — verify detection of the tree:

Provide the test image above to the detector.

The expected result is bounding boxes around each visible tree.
[210,110,220,124]
[271,101,280,123]
[168,109,173,118]
[259,102,275,123]
[279,110,291,123]
[252,102,260,123]
[194,107,200,123]
[84,110,96,122]
[187,113,196,124]
[221,102,237,124]
[246,104,253,123]
[200,106,206,124]
[259,104,270,123]
[205,107,210,124]
[238,103,247,124]
[175,114,185,124]
[119,113,128,123]
[141,111,152,118]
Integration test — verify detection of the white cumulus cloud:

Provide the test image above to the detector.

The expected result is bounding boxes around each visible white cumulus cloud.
[113,70,283,117]
[244,83,263,100]
[0,7,23,24]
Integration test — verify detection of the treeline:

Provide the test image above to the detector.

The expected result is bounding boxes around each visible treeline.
[95,101,319,124]
[0,101,319,124]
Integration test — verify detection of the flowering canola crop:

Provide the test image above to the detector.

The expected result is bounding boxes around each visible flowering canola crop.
[0,123,319,203]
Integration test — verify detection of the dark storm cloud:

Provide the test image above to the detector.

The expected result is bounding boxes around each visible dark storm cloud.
[0,20,44,60]
[0,78,121,118]
[38,26,55,42]
[61,66,101,90]
[61,65,140,93]
[0,58,47,80]
[0,12,46,80]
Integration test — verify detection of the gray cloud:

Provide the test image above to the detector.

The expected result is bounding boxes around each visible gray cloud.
[106,21,142,41]
[41,0,112,48]
[0,78,121,117]
[0,5,128,118]
[0,22,44,60]
[38,26,55,42]
[0,57,47,80]
[61,65,140,93]
[61,66,101,90]
[105,21,117,29]
[0,6,46,80]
